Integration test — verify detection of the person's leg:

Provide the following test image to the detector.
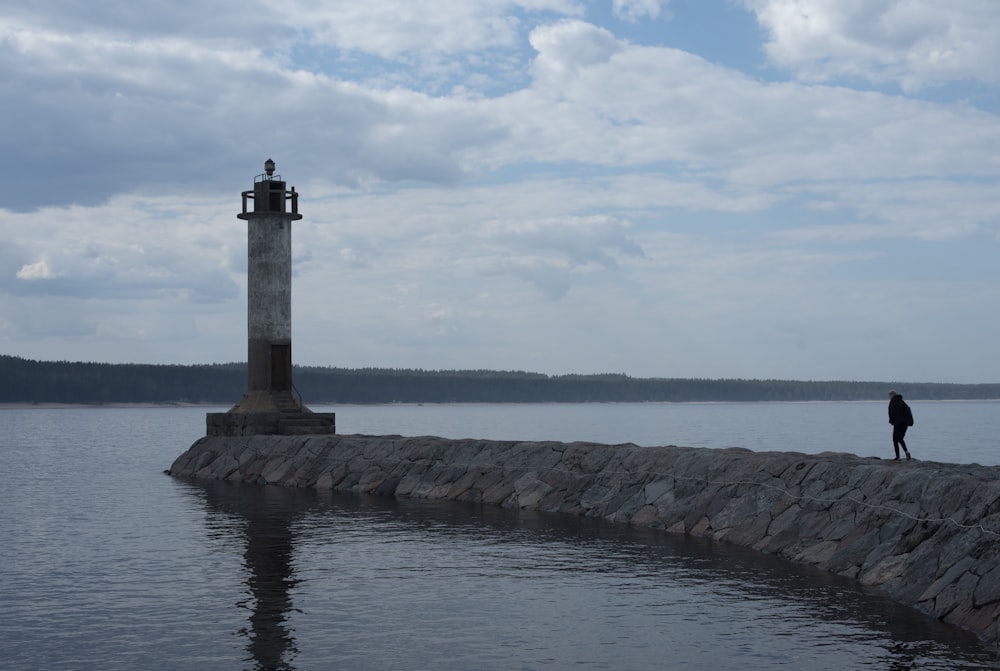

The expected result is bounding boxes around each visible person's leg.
[898,426,910,458]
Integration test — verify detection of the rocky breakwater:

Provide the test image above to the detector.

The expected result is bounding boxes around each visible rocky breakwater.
[169,434,1000,643]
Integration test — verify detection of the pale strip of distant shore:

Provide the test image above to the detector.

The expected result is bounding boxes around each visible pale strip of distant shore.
[0,402,228,409]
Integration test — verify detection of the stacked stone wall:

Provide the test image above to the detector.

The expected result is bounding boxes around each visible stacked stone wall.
[169,434,1000,643]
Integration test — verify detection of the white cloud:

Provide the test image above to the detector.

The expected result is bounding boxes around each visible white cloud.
[16,259,57,281]
[528,19,623,83]
[0,18,508,209]
[612,0,671,23]
[3,196,240,303]
[287,2,520,59]
[742,0,1000,89]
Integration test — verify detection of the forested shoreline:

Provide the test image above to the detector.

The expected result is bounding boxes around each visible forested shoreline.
[2,354,999,404]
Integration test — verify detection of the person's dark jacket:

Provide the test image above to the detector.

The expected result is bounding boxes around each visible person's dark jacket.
[889,394,913,427]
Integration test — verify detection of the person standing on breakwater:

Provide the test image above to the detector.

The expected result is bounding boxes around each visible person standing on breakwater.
[888,390,914,461]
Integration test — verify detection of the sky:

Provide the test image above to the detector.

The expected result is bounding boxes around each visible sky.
[2,0,999,383]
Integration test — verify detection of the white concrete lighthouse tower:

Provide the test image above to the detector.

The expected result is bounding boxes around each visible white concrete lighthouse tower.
[237,158,297,411]
[206,160,335,436]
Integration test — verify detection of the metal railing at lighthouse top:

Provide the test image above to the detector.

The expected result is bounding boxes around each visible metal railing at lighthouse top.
[238,163,300,219]
[239,181,300,218]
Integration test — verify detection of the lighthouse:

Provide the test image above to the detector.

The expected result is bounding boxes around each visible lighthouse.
[206,160,335,436]
[238,158,297,410]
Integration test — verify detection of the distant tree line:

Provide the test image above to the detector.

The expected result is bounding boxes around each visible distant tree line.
[2,354,999,404]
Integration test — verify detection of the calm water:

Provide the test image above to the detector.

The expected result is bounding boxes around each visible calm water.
[1,402,999,670]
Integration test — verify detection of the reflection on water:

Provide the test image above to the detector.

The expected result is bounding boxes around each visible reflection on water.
[242,511,298,670]
[201,483,302,670]
[181,479,998,671]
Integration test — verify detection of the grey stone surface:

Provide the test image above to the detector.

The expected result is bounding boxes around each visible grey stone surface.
[168,434,1000,644]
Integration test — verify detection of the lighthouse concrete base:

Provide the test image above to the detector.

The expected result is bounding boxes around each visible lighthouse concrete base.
[207,391,336,436]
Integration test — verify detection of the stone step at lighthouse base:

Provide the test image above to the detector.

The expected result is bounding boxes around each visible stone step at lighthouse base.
[206,390,335,436]
[206,410,336,436]
[277,414,338,435]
